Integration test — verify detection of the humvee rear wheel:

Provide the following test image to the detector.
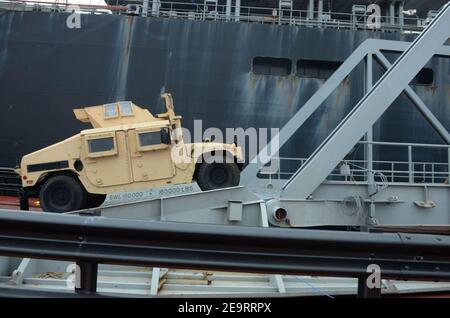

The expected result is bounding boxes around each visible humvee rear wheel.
[196,163,240,191]
[39,175,87,213]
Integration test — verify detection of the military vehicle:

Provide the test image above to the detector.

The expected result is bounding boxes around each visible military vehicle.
[16,94,243,213]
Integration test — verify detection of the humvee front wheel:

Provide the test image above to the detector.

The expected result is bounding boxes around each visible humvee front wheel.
[39,175,87,213]
[196,163,240,191]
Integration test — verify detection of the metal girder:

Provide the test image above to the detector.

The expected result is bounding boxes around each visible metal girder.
[240,39,450,187]
[374,51,450,144]
[1,209,450,283]
[0,286,119,298]
[240,40,371,185]
[282,2,450,198]
[240,2,450,198]
[92,185,263,226]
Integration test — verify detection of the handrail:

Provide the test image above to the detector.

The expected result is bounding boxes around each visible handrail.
[0,0,427,33]
[258,140,450,184]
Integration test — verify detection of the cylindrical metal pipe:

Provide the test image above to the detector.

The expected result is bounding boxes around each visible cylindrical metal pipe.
[308,0,315,19]
[234,0,240,21]
[225,0,232,20]
[408,145,413,183]
[142,0,149,17]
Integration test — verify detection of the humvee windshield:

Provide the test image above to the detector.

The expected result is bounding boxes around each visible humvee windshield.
[104,101,134,119]
[119,101,133,116]
[104,103,118,118]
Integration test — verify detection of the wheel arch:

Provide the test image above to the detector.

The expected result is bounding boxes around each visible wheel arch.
[25,169,84,196]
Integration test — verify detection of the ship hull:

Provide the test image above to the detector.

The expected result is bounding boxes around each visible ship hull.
[1,11,449,167]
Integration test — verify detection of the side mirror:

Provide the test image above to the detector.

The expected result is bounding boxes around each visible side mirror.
[160,128,171,145]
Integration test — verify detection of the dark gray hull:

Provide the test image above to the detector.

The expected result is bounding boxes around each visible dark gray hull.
[0,11,449,167]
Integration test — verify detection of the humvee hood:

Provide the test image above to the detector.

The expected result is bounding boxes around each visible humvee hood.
[186,142,243,162]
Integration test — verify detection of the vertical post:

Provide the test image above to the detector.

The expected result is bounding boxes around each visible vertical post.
[19,188,29,211]
[142,0,149,17]
[317,0,323,27]
[225,0,232,21]
[75,261,98,294]
[431,163,435,183]
[308,0,314,19]
[278,1,281,25]
[151,0,160,17]
[318,0,323,19]
[398,1,404,28]
[363,54,376,229]
[290,0,293,25]
[150,267,161,295]
[234,0,240,22]
[408,145,413,183]
[391,162,394,182]
[357,275,381,298]
[390,0,395,25]
[365,54,374,185]
[447,148,450,183]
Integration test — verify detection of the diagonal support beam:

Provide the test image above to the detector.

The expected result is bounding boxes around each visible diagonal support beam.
[241,43,450,187]
[240,42,371,184]
[241,40,450,186]
[281,2,450,198]
[374,51,450,144]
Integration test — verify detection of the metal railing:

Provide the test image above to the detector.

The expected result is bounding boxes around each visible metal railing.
[148,1,425,32]
[0,0,127,14]
[1,209,450,297]
[259,141,450,185]
[0,0,427,34]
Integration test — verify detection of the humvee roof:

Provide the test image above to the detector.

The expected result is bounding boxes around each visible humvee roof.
[73,101,168,129]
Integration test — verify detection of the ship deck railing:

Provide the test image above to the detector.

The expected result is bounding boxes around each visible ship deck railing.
[258,140,450,185]
[0,0,427,34]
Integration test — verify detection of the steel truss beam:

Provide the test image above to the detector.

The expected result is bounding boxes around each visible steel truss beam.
[241,2,450,200]
[283,1,450,198]
[373,52,450,144]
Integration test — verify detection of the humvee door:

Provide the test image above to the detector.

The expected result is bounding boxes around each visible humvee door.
[81,131,133,187]
[128,127,175,182]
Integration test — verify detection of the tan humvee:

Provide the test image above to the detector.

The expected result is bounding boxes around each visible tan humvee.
[17,93,243,212]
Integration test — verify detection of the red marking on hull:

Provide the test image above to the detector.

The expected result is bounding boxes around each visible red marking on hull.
[0,196,41,211]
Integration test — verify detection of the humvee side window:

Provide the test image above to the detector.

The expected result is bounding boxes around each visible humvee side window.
[138,131,161,147]
[119,101,133,116]
[135,129,170,152]
[84,132,118,158]
[104,103,118,118]
[88,137,115,153]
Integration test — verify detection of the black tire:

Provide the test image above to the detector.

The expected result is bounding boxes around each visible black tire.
[39,175,87,213]
[86,193,106,209]
[196,162,240,191]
